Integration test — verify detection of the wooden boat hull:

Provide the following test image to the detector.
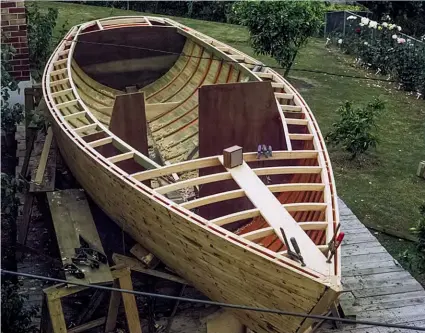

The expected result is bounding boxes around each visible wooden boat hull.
[53,122,338,333]
[43,16,342,333]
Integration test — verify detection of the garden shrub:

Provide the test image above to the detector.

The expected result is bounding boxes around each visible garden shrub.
[325,98,385,159]
[1,280,38,333]
[330,14,425,99]
[26,2,59,81]
[233,1,325,76]
[1,38,24,134]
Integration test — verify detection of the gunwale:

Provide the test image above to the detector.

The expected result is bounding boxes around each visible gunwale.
[42,16,341,283]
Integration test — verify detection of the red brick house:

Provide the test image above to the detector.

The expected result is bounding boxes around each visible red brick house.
[1,0,31,102]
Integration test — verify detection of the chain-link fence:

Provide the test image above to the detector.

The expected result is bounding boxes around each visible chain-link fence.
[324,10,425,99]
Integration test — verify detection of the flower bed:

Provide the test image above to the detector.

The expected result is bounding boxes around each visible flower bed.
[328,13,425,99]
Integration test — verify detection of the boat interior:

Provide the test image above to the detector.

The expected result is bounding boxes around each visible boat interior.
[44,16,340,278]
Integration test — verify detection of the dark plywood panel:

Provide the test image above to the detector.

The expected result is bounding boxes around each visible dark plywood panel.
[73,26,186,90]
[109,92,149,174]
[198,81,287,220]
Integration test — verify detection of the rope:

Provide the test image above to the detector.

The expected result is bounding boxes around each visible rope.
[2,269,425,331]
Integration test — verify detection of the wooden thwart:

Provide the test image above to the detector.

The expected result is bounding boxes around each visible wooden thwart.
[219,158,329,275]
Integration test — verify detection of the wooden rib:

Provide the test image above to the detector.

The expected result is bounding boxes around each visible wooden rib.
[254,166,322,176]
[108,152,134,164]
[181,183,325,209]
[155,167,321,194]
[257,73,273,79]
[88,137,113,148]
[74,123,97,134]
[63,111,87,120]
[52,88,73,98]
[272,82,285,88]
[58,49,69,57]
[181,189,246,209]
[131,150,319,182]
[210,208,260,226]
[53,58,68,67]
[289,134,314,141]
[279,245,328,256]
[275,93,294,100]
[50,78,69,87]
[56,99,79,109]
[284,203,328,212]
[242,227,274,241]
[281,105,303,112]
[155,172,232,194]
[298,222,328,231]
[286,118,309,126]
[211,203,327,227]
[50,68,68,76]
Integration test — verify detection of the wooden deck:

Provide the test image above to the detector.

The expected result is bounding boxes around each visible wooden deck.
[318,198,425,333]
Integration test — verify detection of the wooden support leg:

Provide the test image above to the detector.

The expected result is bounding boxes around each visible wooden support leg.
[40,294,53,333]
[17,192,35,246]
[105,280,121,333]
[111,266,143,333]
[46,295,67,333]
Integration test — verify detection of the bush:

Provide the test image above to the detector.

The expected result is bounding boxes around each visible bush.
[233,1,325,76]
[1,281,38,333]
[325,98,385,159]
[411,204,425,252]
[1,38,24,133]
[329,15,425,99]
[26,2,59,81]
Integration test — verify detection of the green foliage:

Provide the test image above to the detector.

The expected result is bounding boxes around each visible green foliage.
[1,42,19,101]
[1,36,24,133]
[79,1,234,23]
[411,204,425,252]
[1,281,38,333]
[325,3,365,12]
[329,16,425,99]
[359,1,425,38]
[26,2,59,82]
[326,98,385,159]
[233,1,325,76]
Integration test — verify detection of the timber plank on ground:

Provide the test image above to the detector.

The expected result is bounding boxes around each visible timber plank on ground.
[317,199,425,333]
[47,189,113,285]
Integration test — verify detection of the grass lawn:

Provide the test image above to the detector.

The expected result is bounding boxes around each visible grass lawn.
[38,2,425,283]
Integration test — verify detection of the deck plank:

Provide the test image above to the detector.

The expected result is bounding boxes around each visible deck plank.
[317,198,425,333]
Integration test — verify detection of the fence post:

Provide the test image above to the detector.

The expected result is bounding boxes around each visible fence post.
[343,11,346,37]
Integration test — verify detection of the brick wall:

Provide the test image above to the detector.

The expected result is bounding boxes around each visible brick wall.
[1,0,30,82]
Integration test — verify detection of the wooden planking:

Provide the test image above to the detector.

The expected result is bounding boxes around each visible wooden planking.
[30,129,57,193]
[53,121,333,333]
[47,189,113,284]
[73,26,186,90]
[219,159,328,275]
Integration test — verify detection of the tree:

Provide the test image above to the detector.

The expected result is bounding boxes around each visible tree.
[233,1,325,76]
[325,98,385,160]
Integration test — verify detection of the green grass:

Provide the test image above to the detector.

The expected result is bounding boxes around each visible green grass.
[37,2,425,283]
